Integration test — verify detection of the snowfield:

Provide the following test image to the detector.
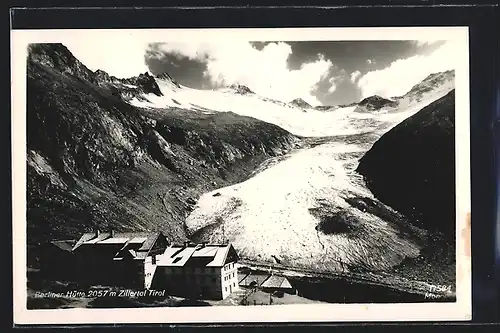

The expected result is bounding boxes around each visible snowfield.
[130,73,454,139]
[131,77,366,137]
[185,140,423,272]
[132,71,455,273]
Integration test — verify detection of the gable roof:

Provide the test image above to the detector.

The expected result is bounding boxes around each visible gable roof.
[157,243,238,268]
[261,275,294,289]
[72,231,163,260]
[49,240,75,252]
[238,273,270,287]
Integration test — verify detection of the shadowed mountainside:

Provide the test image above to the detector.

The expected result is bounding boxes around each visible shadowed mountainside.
[356,89,455,239]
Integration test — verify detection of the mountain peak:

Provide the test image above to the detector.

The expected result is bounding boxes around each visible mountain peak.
[290,98,312,109]
[155,71,181,88]
[400,70,455,99]
[355,95,398,112]
[28,43,95,82]
[93,69,113,82]
[229,84,254,95]
[156,71,173,80]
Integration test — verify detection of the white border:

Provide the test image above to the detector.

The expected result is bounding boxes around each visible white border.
[11,27,471,324]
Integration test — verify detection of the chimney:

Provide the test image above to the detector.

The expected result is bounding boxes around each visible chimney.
[94,228,100,238]
[184,241,190,248]
[110,229,115,238]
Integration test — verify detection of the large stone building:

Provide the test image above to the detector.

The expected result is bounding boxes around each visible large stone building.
[154,242,240,300]
[70,229,169,289]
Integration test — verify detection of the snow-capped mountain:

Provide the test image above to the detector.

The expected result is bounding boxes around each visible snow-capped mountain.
[125,65,453,138]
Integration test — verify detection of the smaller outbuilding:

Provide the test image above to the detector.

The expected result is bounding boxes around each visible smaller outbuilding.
[260,275,297,296]
[238,272,270,289]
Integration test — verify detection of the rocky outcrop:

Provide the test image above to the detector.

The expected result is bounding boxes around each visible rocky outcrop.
[290,98,312,109]
[356,89,455,239]
[356,95,398,111]
[402,70,455,101]
[228,84,254,95]
[155,71,181,88]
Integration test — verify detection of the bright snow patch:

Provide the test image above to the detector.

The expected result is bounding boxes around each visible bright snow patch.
[186,140,421,272]
[128,71,455,273]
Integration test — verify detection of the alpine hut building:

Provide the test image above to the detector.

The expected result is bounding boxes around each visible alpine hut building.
[154,242,240,300]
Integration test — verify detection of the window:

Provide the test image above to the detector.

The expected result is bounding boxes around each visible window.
[225,287,227,292]
[152,255,156,265]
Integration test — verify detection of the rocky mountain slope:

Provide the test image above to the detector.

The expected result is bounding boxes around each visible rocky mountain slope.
[26,43,298,266]
[397,70,455,102]
[356,89,456,239]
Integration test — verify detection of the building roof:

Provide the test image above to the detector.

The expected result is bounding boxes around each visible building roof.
[260,275,294,289]
[72,231,163,260]
[49,240,75,252]
[238,273,271,287]
[157,243,238,268]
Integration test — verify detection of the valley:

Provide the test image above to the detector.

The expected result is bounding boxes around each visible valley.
[25,42,457,301]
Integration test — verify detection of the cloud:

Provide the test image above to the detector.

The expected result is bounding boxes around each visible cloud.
[148,42,333,106]
[357,41,458,98]
[63,39,150,78]
[327,77,338,93]
[411,39,444,48]
[350,70,361,83]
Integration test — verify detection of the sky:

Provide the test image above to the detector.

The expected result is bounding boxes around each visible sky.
[64,39,457,106]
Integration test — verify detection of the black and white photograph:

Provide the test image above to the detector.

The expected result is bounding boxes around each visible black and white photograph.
[11,27,471,323]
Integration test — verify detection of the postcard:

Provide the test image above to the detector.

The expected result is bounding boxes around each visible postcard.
[11,26,471,324]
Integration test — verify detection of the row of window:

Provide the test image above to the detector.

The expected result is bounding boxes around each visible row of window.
[223,263,234,271]
[223,272,235,281]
